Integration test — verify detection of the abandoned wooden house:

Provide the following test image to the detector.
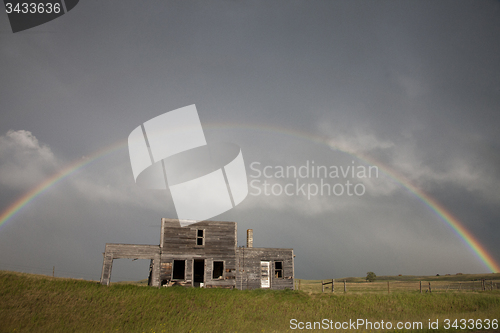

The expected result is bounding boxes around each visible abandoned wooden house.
[100,218,294,290]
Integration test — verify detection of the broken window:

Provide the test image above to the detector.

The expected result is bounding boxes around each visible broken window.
[172,260,185,280]
[212,261,224,279]
[196,229,204,246]
[275,261,283,278]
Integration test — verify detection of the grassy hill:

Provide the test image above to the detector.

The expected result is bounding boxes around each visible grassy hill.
[1,270,499,332]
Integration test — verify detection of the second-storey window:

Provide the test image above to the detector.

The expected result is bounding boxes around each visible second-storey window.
[197,229,204,246]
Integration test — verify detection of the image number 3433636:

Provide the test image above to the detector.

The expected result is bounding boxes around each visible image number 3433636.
[3,0,79,33]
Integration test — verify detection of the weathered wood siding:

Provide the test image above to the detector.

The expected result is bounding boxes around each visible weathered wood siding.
[100,243,160,287]
[236,247,294,290]
[100,219,294,290]
[159,219,237,288]
[104,244,160,259]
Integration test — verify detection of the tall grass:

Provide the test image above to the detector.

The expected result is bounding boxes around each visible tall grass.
[1,271,499,332]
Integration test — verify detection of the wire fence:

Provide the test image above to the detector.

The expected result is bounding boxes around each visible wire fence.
[0,261,138,282]
[295,279,500,294]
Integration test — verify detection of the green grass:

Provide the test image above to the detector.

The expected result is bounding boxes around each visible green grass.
[1,271,499,332]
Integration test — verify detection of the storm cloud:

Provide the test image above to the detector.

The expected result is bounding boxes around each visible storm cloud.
[0,0,499,280]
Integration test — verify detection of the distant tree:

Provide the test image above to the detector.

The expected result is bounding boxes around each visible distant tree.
[366,272,376,282]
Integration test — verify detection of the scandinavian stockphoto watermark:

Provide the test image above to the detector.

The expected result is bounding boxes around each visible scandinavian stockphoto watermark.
[249,160,378,199]
[127,105,248,224]
[289,318,499,331]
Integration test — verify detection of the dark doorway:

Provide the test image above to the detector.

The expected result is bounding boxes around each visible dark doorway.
[193,259,204,286]
[172,260,185,280]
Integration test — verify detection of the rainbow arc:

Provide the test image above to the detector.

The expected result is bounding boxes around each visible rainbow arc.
[0,123,498,273]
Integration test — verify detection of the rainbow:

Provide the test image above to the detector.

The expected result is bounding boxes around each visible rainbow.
[356,154,500,273]
[0,141,125,232]
[0,123,498,273]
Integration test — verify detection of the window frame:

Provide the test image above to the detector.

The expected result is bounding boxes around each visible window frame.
[172,259,186,281]
[196,229,205,246]
[212,260,224,280]
[274,261,284,279]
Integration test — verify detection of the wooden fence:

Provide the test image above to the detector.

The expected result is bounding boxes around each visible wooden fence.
[294,279,500,294]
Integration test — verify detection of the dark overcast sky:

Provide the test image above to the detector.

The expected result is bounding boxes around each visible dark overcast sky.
[0,0,499,281]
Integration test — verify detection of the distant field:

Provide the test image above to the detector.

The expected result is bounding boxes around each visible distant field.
[339,273,500,282]
[1,270,499,332]
[295,273,500,294]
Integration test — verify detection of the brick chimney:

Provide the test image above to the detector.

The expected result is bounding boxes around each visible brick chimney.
[247,229,253,248]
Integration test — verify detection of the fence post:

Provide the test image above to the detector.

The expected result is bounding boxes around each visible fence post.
[52,266,55,278]
[387,281,390,294]
[299,279,301,290]
[420,281,422,293]
[322,280,324,293]
[428,282,431,293]
[344,280,346,293]
[332,279,334,293]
